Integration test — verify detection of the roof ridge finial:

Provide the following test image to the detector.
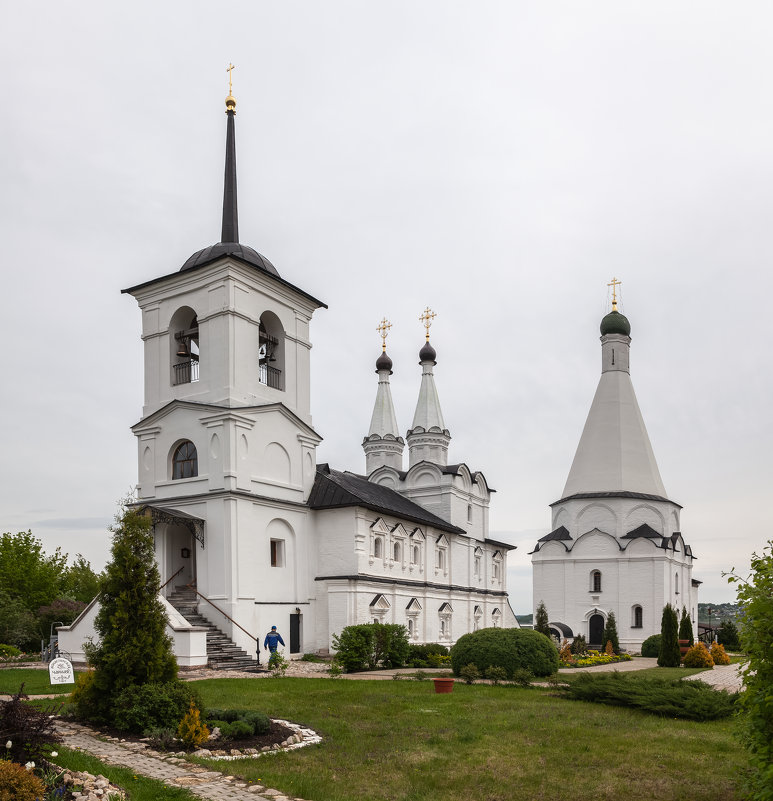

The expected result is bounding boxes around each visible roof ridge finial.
[419,306,436,342]
[377,317,392,352]
[225,63,236,112]
[607,277,621,312]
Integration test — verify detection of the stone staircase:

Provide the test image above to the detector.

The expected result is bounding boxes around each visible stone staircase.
[166,585,261,671]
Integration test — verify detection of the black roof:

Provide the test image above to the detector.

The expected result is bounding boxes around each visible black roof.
[622,523,661,539]
[309,464,466,535]
[550,491,681,509]
[538,525,572,543]
[181,242,279,275]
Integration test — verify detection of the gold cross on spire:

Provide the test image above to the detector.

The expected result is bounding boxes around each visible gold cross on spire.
[376,318,392,352]
[419,307,436,342]
[608,277,622,311]
[225,63,236,112]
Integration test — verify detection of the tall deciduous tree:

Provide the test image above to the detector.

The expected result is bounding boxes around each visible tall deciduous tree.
[534,601,551,638]
[602,611,619,654]
[727,541,773,801]
[658,603,681,667]
[61,554,102,603]
[678,607,694,646]
[83,507,177,722]
[0,531,67,612]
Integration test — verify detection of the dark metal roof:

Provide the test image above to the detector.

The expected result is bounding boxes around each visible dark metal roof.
[538,525,572,543]
[181,242,278,275]
[549,622,574,638]
[622,523,661,539]
[309,464,466,535]
[550,491,681,509]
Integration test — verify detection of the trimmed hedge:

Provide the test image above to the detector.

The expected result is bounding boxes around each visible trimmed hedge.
[450,627,558,678]
[640,634,661,658]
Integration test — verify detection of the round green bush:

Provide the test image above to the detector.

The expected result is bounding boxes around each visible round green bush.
[112,681,202,734]
[242,710,270,735]
[227,720,253,739]
[450,628,558,679]
[640,634,661,658]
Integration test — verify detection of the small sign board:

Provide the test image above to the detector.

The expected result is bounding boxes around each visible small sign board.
[48,657,75,685]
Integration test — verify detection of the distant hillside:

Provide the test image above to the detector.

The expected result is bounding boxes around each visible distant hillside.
[698,602,740,626]
[516,614,533,625]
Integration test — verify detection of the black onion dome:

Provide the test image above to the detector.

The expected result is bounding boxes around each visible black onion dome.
[419,341,437,363]
[181,242,279,276]
[600,310,631,337]
[375,351,393,372]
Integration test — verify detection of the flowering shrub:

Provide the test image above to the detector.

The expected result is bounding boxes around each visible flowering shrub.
[709,642,731,666]
[559,652,633,668]
[683,642,714,668]
[0,685,61,763]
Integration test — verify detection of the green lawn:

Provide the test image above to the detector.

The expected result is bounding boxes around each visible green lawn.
[50,746,199,801]
[0,667,81,695]
[192,677,745,801]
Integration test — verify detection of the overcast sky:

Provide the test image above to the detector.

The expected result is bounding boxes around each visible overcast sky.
[2,2,771,613]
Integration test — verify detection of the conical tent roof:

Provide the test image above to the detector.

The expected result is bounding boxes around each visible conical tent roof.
[562,365,667,499]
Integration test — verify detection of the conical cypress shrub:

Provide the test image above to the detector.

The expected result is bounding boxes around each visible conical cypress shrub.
[535,601,551,638]
[602,611,620,654]
[678,607,694,646]
[658,603,681,667]
[80,506,177,722]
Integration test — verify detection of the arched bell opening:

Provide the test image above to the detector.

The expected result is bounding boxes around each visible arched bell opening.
[258,311,285,390]
[170,306,200,386]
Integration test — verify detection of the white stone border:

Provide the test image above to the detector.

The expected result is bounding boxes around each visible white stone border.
[194,719,321,761]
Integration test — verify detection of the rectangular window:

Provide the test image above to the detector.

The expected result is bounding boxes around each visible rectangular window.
[270,539,285,567]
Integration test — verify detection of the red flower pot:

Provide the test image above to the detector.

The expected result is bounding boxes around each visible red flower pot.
[433,677,455,693]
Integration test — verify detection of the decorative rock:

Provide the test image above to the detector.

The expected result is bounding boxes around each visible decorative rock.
[230,748,241,756]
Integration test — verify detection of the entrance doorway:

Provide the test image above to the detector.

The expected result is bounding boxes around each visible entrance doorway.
[589,614,604,647]
[290,613,301,654]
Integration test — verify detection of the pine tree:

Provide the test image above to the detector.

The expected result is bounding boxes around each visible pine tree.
[658,603,681,667]
[602,611,619,654]
[678,607,694,645]
[534,601,551,638]
[716,619,741,651]
[82,506,177,721]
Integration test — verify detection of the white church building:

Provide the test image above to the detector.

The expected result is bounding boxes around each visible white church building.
[531,288,699,651]
[59,88,517,668]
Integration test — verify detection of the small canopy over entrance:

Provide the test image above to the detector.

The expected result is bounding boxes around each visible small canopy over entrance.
[139,504,205,549]
[548,621,574,642]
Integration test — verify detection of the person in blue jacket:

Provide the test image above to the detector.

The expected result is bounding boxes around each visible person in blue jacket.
[263,625,285,655]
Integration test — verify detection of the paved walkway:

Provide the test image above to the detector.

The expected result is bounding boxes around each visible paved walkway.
[683,662,745,692]
[55,719,306,801]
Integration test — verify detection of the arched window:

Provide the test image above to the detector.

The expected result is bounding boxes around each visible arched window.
[633,605,643,628]
[172,441,198,479]
[592,570,602,593]
[374,537,383,559]
[393,542,401,562]
[407,618,414,638]
[675,573,679,594]
[412,545,420,565]
[436,548,446,571]
[258,312,285,390]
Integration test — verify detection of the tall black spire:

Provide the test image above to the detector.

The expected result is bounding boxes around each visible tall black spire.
[221,89,239,244]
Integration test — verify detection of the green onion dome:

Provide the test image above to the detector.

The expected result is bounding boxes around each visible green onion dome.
[600,310,631,337]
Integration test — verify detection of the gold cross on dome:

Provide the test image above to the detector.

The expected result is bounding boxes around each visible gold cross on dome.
[419,307,436,341]
[607,277,622,311]
[376,318,392,351]
[226,63,235,95]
